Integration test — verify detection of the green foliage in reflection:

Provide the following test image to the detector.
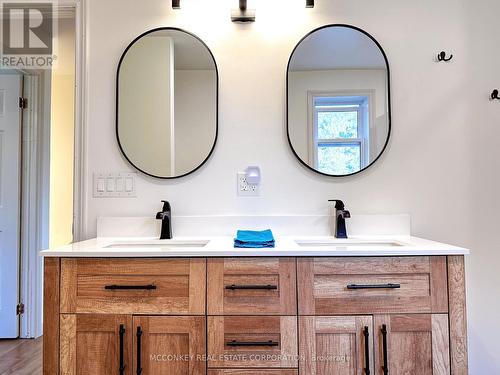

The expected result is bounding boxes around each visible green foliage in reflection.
[318,145,361,175]
[317,111,358,139]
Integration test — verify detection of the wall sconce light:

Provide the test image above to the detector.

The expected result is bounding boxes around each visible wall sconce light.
[306,0,314,8]
[231,0,256,23]
[172,0,180,9]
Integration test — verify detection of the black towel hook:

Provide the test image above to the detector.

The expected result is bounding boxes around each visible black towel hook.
[437,51,453,62]
[491,89,500,100]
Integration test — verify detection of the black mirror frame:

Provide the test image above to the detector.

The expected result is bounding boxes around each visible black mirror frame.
[116,27,219,179]
[286,24,392,178]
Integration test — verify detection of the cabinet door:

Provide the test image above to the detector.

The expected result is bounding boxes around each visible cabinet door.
[59,314,132,375]
[133,316,206,375]
[374,314,450,375]
[299,316,373,375]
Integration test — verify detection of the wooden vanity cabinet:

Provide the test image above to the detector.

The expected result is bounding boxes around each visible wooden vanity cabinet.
[44,256,468,375]
[296,256,467,375]
[55,258,207,375]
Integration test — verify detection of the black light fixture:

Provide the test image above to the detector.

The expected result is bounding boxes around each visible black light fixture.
[172,0,180,9]
[306,0,314,8]
[231,0,256,23]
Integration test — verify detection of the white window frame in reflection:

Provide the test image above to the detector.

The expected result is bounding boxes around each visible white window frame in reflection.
[308,92,373,175]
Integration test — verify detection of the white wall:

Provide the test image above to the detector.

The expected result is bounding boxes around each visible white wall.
[288,69,388,162]
[83,0,499,372]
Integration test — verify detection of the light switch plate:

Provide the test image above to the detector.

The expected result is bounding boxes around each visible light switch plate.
[93,173,137,198]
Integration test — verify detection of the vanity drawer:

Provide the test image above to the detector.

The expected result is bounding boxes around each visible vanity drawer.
[208,258,296,315]
[297,257,448,315]
[208,370,298,375]
[208,316,298,368]
[60,258,206,315]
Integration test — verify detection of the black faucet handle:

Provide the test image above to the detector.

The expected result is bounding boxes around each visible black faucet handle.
[328,199,345,210]
[160,200,171,212]
[341,210,351,218]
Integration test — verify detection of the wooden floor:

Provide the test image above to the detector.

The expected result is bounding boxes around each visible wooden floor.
[0,338,42,375]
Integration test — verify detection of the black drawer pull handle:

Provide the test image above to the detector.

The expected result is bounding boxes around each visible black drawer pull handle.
[225,284,278,290]
[347,283,401,290]
[382,324,389,375]
[119,324,125,375]
[136,326,143,375]
[363,326,370,375]
[105,285,157,290]
[226,340,279,347]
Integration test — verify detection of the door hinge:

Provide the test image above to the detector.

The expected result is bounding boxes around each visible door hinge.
[19,97,28,109]
[16,303,25,315]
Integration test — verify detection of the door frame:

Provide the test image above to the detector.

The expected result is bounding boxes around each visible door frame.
[19,0,86,338]
[71,0,87,243]
[19,72,42,338]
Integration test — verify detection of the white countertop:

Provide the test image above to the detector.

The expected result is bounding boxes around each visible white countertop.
[40,235,469,258]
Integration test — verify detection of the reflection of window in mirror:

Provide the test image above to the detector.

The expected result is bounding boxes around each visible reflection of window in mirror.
[309,93,373,175]
[287,25,391,177]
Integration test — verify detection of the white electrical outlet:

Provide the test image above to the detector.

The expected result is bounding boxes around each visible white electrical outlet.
[237,172,260,196]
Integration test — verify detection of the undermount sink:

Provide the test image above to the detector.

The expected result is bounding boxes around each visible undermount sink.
[105,239,209,249]
[295,239,406,247]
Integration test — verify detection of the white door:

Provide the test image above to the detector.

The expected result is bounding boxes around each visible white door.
[0,73,22,338]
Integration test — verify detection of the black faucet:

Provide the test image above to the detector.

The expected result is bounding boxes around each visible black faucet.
[329,200,351,239]
[156,200,172,240]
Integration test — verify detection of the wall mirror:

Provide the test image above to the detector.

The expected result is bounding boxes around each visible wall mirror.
[117,28,218,179]
[287,25,391,177]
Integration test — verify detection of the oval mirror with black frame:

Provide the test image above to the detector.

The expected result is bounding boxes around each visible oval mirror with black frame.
[287,25,391,177]
[117,27,218,179]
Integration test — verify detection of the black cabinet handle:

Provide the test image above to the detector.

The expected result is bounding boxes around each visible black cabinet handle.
[381,324,389,375]
[119,325,125,375]
[347,283,400,290]
[226,340,279,347]
[225,284,278,290]
[363,326,370,375]
[105,285,157,290]
[136,326,142,375]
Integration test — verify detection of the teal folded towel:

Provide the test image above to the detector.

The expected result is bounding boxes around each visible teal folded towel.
[234,229,275,248]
